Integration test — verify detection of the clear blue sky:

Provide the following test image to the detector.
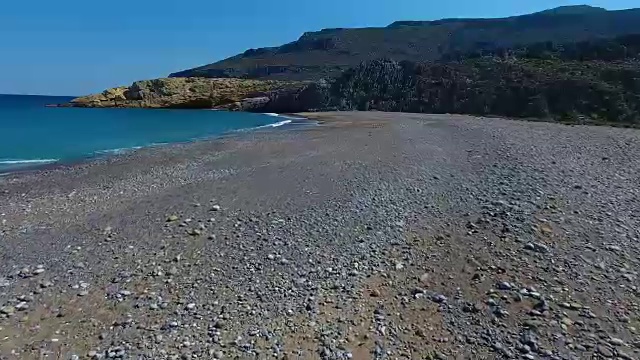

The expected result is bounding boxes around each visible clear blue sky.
[0,0,637,96]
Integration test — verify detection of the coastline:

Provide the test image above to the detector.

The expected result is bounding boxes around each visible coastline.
[1,112,639,358]
[0,112,315,177]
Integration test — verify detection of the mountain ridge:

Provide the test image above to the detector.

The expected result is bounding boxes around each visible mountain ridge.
[169,5,640,80]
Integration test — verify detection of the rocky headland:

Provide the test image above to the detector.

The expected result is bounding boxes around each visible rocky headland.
[68,32,640,126]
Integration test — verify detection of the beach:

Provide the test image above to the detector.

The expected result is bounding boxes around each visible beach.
[1,111,639,359]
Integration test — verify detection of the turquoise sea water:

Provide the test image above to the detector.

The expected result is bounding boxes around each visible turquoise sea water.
[0,94,289,173]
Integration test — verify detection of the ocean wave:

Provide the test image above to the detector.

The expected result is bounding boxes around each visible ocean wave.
[0,159,58,165]
[263,113,307,120]
[255,119,293,129]
[94,146,144,155]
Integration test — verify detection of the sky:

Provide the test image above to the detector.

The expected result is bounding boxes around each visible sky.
[1,0,638,96]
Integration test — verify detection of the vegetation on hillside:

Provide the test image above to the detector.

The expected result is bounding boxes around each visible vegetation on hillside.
[325,35,640,125]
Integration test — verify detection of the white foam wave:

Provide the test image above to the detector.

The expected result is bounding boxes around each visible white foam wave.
[263,113,307,120]
[94,146,143,155]
[0,159,58,165]
[255,119,293,129]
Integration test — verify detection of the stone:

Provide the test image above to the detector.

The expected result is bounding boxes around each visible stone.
[432,294,447,303]
[524,242,550,253]
[167,215,179,222]
[0,306,15,316]
[419,273,429,283]
[596,345,614,358]
[187,229,201,236]
[608,338,625,346]
[617,350,634,360]
[214,320,226,329]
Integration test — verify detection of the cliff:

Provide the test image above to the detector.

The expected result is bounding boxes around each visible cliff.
[69,21,640,126]
[70,78,305,109]
[169,5,640,81]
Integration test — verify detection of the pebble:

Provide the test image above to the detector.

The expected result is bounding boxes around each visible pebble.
[524,242,550,253]
[596,345,614,358]
[609,338,625,346]
[432,294,447,303]
[497,281,513,290]
[1,116,639,360]
[0,306,15,316]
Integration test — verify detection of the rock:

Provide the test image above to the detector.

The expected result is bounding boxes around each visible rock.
[419,273,429,283]
[0,306,15,316]
[214,320,226,329]
[70,78,305,109]
[432,294,447,303]
[187,229,201,236]
[606,245,622,252]
[32,265,45,275]
[596,345,614,358]
[167,215,179,222]
[211,205,221,212]
[617,350,634,359]
[524,242,550,253]
[609,338,625,346]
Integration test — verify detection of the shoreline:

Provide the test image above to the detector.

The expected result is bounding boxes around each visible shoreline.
[1,112,639,358]
[0,112,316,177]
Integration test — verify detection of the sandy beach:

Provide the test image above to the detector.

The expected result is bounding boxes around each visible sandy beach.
[1,112,639,359]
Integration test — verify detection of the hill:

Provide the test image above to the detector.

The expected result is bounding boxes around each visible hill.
[316,34,640,125]
[71,29,640,126]
[169,5,640,81]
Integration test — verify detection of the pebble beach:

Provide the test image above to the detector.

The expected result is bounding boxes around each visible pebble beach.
[1,112,639,359]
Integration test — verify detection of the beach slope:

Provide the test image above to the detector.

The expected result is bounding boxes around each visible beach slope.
[1,112,639,359]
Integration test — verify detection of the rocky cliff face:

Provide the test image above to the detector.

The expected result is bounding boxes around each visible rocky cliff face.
[70,78,306,109]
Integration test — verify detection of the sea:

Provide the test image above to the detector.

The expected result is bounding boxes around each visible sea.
[0,94,292,173]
